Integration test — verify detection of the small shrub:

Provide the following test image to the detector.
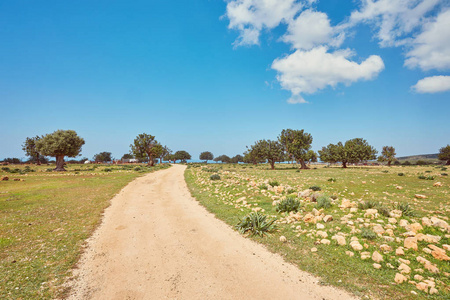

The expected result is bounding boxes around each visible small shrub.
[259,184,268,190]
[268,180,279,187]
[442,173,448,176]
[395,203,416,217]
[381,170,389,173]
[235,212,277,237]
[286,188,296,194]
[276,197,301,213]
[358,200,378,210]
[416,160,427,165]
[210,174,221,180]
[330,195,338,200]
[327,178,336,182]
[361,228,377,240]
[134,167,142,171]
[295,169,300,172]
[426,175,435,180]
[441,167,447,171]
[316,196,332,209]
[376,205,391,217]
[425,170,431,173]
[418,175,426,180]
[203,168,219,173]
[104,168,112,172]
[397,173,404,176]
[309,185,321,191]
[46,168,53,172]
[1,167,10,172]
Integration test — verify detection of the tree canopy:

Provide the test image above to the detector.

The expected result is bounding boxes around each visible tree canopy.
[93,151,113,162]
[22,136,43,165]
[121,153,134,160]
[130,133,162,166]
[247,139,284,170]
[230,154,244,164]
[35,130,85,171]
[278,129,313,169]
[319,138,377,168]
[214,154,231,163]
[174,150,191,163]
[438,145,450,165]
[199,151,214,162]
[378,146,396,166]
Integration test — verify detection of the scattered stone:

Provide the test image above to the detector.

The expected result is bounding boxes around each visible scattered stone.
[311,247,318,252]
[350,241,363,251]
[373,224,385,234]
[279,236,287,243]
[389,210,403,218]
[429,287,439,295]
[332,235,346,246]
[316,223,325,229]
[323,215,333,223]
[414,275,424,281]
[350,207,358,213]
[345,251,354,257]
[410,223,423,233]
[414,194,427,199]
[364,209,378,218]
[373,263,382,269]
[340,198,356,209]
[430,217,449,232]
[433,182,443,187]
[298,189,312,198]
[422,217,432,227]
[388,218,397,224]
[428,244,450,261]
[423,248,432,254]
[398,263,411,274]
[316,231,328,239]
[372,251,383,263]
[361,252,371,260]
[399,219,409,227]
[396,186,403,190]
[399,258,410,265]
[395,273,408,284]
[380,244,392,252]
[396,248,405,256]
[404,237,418,251]
[303,213,315,223]
[443,244,450,251]
[416,233,441,243]
[386,263,394,269]
[416,282,428,293]
[321,239,331,245]
[424,263,439,274]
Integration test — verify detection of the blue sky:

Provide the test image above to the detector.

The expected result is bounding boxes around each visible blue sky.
[1,0,449,161]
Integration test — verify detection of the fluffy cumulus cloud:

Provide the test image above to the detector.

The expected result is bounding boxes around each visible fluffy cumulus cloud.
[225,0,302,46]
[271,47,385,103]
[412,75,450,93]
[405,9,450,70]
[349,0,441,47]
[281,9,344,50]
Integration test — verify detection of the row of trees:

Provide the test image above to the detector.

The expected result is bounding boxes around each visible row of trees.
[199,152,244,164]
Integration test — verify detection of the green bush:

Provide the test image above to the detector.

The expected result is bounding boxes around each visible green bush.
[104,168,112,172]
[46,168,53,172]
[134,167,142,171]
[203,168,219,173]
[418,175,426,179]
[309,185,321,191]
[376,205,391,217]
[235,212,277,237]
[361,228,377,240]
[426,175,435,180]
[268,180,279,187]
[442,173,448,176]
[441,167,447,171]
[327,178,336,182]
[397,173,404,176]
[259,184,268,190]
[425,170,432,173]
[285,188,296,194]
[276,197,301,213]
[210,174,221,180]
[395,203,416,217]
[358,200,378,210]
[316,196,332,209]
[1,167,10,172]
[381,170,389,173]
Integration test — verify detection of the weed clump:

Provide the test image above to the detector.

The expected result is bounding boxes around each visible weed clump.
[276,197,301,213]
[309,185,321,191]
[268,180,279,187]
[398,173,404,176]
[104,168,112,172]
[210,174,221,181]
[358,200,378,210]
[235,212,276,237]
[259,184,268,190]
[361,228,377,240]
[395,203,416,217]
[316,196,332,209]
[327,178,336,182]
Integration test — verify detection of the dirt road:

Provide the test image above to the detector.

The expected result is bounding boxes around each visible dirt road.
[68,165,358,300]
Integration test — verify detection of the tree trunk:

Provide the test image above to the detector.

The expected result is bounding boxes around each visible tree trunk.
[299,159,309,169]
[446,160,450,165]
[387,160,392,167]
[270,160,275,170]
[36,154,41,166]
[54,155,66,171]
[342,161,347,168]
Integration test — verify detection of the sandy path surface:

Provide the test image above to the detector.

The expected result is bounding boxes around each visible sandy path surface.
[67,165,358,300]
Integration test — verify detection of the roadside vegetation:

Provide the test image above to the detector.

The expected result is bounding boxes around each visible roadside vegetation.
[185,163,449,299]
[0,163,170,299]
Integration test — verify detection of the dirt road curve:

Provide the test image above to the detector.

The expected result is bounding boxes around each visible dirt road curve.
[68,165,358,300]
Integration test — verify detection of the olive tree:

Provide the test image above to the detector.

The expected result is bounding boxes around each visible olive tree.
[319,138,377,168]
[199,151,214,163]
[22,136,43,165]
[35,130,85,171]
[278,129,313,169]
[248,139,284,170]
[214,155,231,163]
[93,151,112,163]
[230,154,244,164]
[438,145,450,165]
[159,146,171,164]
[130,133,163,166]
[174,150,191,163]
[378,146,396,166]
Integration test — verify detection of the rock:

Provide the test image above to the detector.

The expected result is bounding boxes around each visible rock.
[416,233,441,243]
[323,215,333,223]
[429,287,439,295]
[332,235,346,246]
[443,244,450,251]
[350,207,358,213]
[399,219,409,227]
[389,210,402,218]
[422,217,432,226]
[310,193,322,202]
[424,263,440,274]
[423,248,432,254]
[316,223,325,229]
[373,263,382,269]
[373,224,385,234]
[416,282,428,293]
[350,241,363,251]
[1,176,8,181]
[364,209,378,218]
[311,247,318,252]
[398,263,411,274]
[303,213,315,223]
[316,231,328,238]
[340,198,356,209]
[403,231,416,237]
[361,252,371,260]
[312,208,320,216]
[394,273,408,284]
[396,185,403,190]
[380,244,392,252]
[414,194,427,199]
[298,189,312,198]
[428,245,450,261]
[396,248,405,256]
[320,239,331,245]
[430,217,449,231]
[279,236,287,243]
[236,196,246,203]
[382,236,395,243]
[410,223,423,233]
[345,251,354,257]
[372,251,383,263]
[414,274,424,281]
[433,182,443,187]
[398,258,410,265]
[404,237,418,250]
[388,218,397,224]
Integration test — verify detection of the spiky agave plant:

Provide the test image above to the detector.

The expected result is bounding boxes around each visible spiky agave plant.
[235,212,277,237]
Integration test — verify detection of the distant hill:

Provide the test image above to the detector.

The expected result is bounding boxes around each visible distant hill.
[397,153,439,162]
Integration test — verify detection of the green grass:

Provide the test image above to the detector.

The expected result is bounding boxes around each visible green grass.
[0,163,170,299]
[185,163,450,300]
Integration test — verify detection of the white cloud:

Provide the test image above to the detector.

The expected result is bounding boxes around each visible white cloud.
[272,47,385,103]
[405,9,450,70]
[281,9,345,50]
[412,75,450,93]
[225,0,303,46]
[350,0,441,47]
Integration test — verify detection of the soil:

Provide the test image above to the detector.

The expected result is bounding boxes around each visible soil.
[67,165,358,300]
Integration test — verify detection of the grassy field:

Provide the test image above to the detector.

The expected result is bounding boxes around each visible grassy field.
[185,163,449,299]
[0,163,170,299]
